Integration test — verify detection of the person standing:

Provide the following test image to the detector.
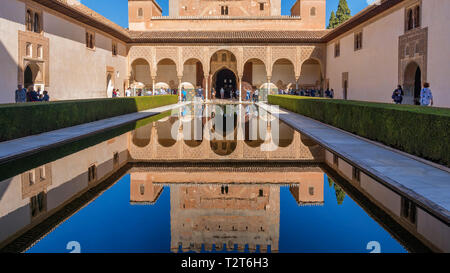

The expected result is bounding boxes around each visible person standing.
[420,82,433,106]
[15,85,27,103]
[330,89,334,99]
[220,87,225,99]
[42,90,50,101]
[392,85,404,104]
[254,89,259,102]
[182,87,187,102]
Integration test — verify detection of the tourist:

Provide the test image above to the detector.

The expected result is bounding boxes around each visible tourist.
[236,89,240,100]
[325,88,331,98]
[330,89,334,98]
[15,85,27,103]
[41,90,50,102]
[26,86,39,102]
[254,89,259,102]
[112,89,118,97]
[182,87,187,101]
[392,85,404,104]
[220,87,225,99]
[420,82,433,106]
[246,89,251,101]
[125,88,131,97]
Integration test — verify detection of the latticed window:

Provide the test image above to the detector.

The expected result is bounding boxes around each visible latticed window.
[112,42,118,56]
[260,3,264,11]
[34,13,41,33]
[354,31,363,51]
[406,4,421,31]
[138,8,143,17]
[26,10,33,31]
[310,7,316,16]
[334,41,340,57]
[86,31,95,49]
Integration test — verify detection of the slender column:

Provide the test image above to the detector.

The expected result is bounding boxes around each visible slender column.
[239,76,242,103]
[178,76,183,101]
[267,76,272,101]
[295,76,299,91]
[152,76,156,95]
[205,74,209,101]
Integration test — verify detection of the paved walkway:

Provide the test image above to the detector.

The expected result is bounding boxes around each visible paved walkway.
[259,103,450,222]
[0,102,188,164]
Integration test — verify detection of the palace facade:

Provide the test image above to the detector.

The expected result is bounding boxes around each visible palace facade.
[1,0,449,107]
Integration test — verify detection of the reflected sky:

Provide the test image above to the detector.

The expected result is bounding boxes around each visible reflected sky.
[28,173,406,253]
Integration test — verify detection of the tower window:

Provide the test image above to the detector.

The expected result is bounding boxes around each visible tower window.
[310,7,316,16]
[138,8,143,17]
[260,3,264,11]
[221,6,229,15]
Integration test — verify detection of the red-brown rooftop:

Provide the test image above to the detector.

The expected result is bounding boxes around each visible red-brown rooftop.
[129,30,331,43]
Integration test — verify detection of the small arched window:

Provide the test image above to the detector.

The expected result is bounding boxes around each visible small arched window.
[34,13,40,33]
[26,10,33,31]
[26,43,32,57]
[138,8,143,17]
[310,7,316,16]
[37,45,43,58]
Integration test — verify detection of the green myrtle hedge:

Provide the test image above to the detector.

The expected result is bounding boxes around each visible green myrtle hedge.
[268,95,450,167]
[0,95,178,142]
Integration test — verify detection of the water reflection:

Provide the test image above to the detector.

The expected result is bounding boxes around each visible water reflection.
[0,105,420,253]
[129,169,325,253]
[129,104,324,161]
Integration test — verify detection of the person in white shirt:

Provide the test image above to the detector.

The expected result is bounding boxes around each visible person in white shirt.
[125,88,131,97]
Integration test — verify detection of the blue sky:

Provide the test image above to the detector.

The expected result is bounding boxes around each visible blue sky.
[80,0,370,29]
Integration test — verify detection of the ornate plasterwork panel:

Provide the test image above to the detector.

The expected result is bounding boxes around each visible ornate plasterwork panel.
[398,27,428,84]
[271,47,296,68]
[129,46,152,65]
[243,47,267,67]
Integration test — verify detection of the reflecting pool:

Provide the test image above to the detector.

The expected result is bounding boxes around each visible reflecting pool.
[0,104,426,253]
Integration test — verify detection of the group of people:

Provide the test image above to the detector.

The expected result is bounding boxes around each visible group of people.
[277,87,327,98]
[15,85,49,103]
[123,87,175,97]
[391,82,434,106]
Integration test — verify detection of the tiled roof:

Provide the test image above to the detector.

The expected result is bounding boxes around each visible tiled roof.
[32,0,406,44]
[129,30,331,43]
[33,0,132,42]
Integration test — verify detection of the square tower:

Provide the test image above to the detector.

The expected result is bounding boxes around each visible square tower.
[291,0,326,29]
[128,0,162,31]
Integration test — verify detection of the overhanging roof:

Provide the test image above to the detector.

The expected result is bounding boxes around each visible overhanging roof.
[31,0,406,44]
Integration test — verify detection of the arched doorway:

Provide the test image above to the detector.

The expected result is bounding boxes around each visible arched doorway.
[403,62,422,105]
[106,73,114,97]
[24,66,33,88]
[214,68,236,99]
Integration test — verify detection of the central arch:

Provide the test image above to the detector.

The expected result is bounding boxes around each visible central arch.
[213,68,237,99]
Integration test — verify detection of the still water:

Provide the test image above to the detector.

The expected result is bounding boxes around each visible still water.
[0,104,410,253]
[26,171,407,253]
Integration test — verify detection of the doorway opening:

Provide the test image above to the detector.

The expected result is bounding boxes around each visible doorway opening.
[214,68,236,99]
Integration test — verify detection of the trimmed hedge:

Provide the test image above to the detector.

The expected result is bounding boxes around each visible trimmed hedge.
[0,95,178,142]
[268,95,450,167]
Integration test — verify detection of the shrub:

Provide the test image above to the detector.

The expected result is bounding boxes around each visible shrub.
[268,95,450,167]
[0,95,178,142]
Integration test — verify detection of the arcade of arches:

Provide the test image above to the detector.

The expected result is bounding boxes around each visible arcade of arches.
[128,45,325,100]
